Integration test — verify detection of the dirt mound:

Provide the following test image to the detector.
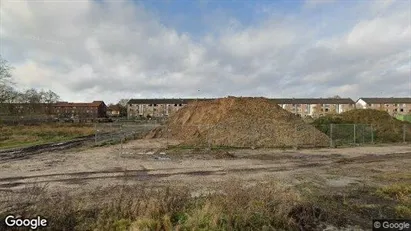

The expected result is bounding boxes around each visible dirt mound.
[147,97,329,148]
[313,109,411,142]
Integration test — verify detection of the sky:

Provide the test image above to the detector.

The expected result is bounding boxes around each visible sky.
[1,0,410,104]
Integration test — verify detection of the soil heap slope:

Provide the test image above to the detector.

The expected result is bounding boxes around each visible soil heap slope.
[147,97,330,147]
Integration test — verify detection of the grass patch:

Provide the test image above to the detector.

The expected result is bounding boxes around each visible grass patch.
[375,183,411,202]
[0,124,94,149]
[374,183,411,218]
[1,181,409,230]
[0,181,334,231]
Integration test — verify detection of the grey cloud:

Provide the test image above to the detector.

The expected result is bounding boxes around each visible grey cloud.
[2,0,410,104]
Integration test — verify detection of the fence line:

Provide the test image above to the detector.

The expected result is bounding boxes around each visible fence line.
[94,122,411,150]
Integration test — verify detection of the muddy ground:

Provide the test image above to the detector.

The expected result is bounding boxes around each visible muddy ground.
[0,139,410,230]
[0,139,410,194]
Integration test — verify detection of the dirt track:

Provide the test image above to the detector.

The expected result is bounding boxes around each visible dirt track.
[0,139,410,194]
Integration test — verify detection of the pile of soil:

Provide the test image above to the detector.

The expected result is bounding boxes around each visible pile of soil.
[146,97,330,148]
[313,109,411,142]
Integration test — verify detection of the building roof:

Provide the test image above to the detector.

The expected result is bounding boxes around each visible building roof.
[108,104,121,111]
[358,98,411,104]
[53,101,106,107]
[127,98,355,105]
[127,98,214,104]
[271,98,356,104]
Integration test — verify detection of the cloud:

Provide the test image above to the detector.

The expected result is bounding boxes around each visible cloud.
[304,0,336,8]
[1,0,410,103]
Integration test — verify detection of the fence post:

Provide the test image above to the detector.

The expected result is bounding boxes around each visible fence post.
[120,124,123,157]
[403,124,406,143]
[206,124,210,150]
[110,123,113,141]
[94,123,97,145]
[166,124,169,148]
[353,124,356,144]
[294,124,298,149]
[362,125,365,144]
[330,124,333,148]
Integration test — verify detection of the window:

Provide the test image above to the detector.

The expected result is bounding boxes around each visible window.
[179,104,182,106]
[154,104,157,107]
[325,108,329,112]
[174,104,177,106]
[394,109,398,112]
[400,109,404,112]
[368,104,371,107]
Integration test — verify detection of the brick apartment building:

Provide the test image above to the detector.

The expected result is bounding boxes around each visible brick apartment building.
[0,103,52,116]
[127,98,213,118]
[273,98,356,117]
[127,97,355,119]
[52,101,107,119]
[0,101,107,122]
[356,98,411,116]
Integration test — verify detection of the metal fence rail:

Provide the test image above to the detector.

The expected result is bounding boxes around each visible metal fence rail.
[94,123,160,145]
[94,122,411,149]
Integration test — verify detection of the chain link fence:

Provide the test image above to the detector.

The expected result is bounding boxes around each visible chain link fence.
[160,123,411,149]
[94,123,160,145]
[312,123,411,147]
[94,122,411,149]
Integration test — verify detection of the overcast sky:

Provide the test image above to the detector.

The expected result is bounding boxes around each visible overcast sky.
[1,0,410,104]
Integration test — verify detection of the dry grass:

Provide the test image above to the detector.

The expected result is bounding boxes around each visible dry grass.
[1,180,409,230]
[0,181,332,231]
[375,183,411,218]
[0,123,94,149]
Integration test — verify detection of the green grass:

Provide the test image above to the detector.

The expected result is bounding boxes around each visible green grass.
[0,124,94,149]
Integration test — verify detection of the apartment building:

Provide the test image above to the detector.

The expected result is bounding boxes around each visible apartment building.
[273,98,356,117]
[52,101,107,119]
[127,98,213,118]
[356,98,411,116]
[127,97,356,119]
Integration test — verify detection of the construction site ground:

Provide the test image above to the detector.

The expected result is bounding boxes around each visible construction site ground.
[0,138,410,194]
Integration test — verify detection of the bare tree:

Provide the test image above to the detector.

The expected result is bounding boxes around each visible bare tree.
[21,88,43,104]
[41,90,60,104]
[0,85,18,103]
[118,98,129,107]
[117,99,129,117]
[41,90,61,115]
[0,56,13,86]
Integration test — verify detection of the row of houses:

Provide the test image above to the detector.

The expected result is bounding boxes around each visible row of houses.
[0,101,116,119]
[1,97,410,121]
[126,97,411,119]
